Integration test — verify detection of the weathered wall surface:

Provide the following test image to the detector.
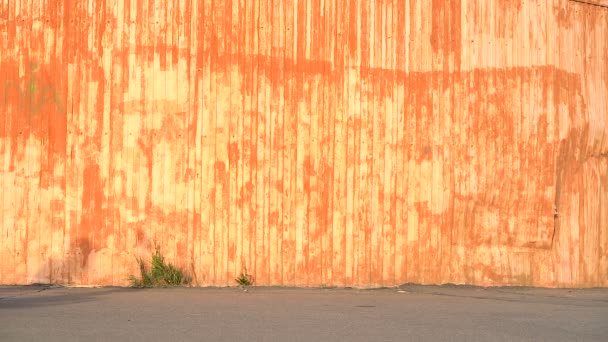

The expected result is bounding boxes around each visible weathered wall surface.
[0,0,607,287]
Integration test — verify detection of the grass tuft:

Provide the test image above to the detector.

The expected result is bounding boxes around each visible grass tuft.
[129,246,191,288]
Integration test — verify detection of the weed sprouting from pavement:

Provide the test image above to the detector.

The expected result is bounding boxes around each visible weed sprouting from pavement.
[235,271,254,287]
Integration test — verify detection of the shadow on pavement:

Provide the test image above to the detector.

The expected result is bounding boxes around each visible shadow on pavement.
[0,286,134,309]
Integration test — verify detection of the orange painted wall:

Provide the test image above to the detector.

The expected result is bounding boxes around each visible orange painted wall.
[1,0,607,287]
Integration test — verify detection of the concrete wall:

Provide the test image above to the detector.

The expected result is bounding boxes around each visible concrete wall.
[1,0,607,287]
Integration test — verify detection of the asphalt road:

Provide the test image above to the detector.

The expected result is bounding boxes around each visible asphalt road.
[1,284,607,341]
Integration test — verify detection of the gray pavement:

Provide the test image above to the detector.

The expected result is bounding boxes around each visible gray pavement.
[1,284,607,341]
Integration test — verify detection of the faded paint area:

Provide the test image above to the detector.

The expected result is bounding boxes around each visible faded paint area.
[0,0,607,287]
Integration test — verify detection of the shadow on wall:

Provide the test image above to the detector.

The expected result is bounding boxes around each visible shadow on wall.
[25,236,203,287]
[22,237,113,286]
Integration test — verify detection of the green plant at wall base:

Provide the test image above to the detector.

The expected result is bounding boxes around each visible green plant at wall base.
[129,256,154,288]
[235,272,254,286]
[129,246,191,288]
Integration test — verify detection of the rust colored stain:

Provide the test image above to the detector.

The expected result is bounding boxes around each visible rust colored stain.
[0,0,607,288]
